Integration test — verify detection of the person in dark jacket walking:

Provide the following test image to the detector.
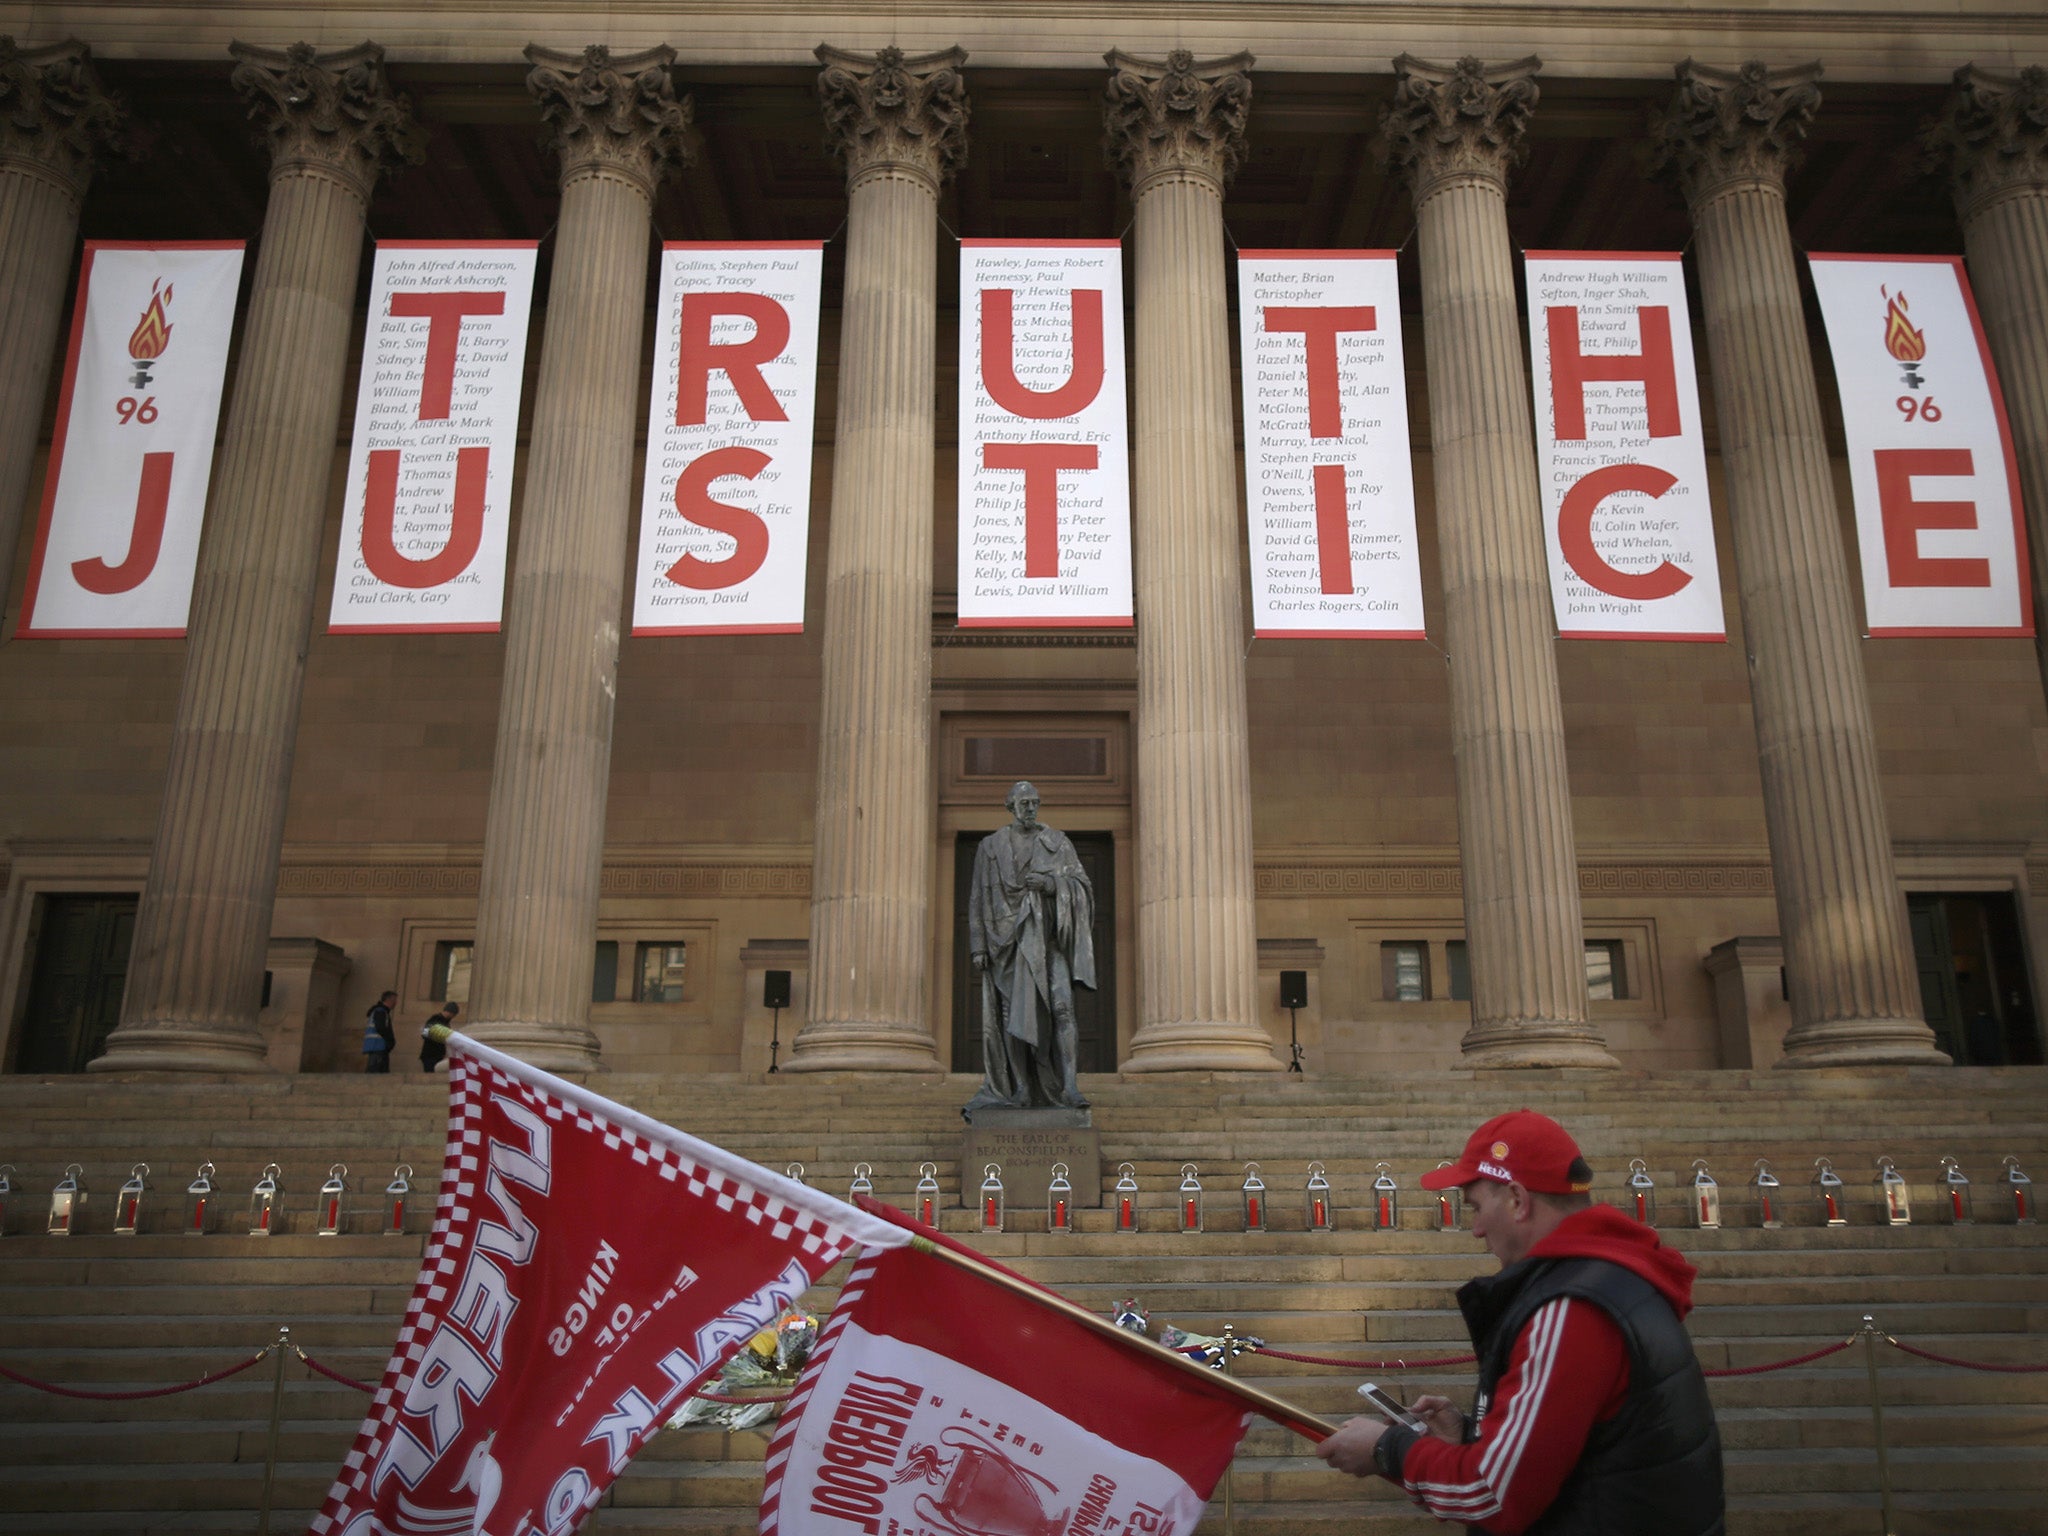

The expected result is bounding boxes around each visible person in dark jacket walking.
[361,990,397,1073]
[419,1002,459,1072]
[1318,1109,1724,1535]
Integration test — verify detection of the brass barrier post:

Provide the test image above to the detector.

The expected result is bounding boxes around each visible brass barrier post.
[1860,1315,1896,1536]
[1220,1323,1236,1536]
[257,1325,289,1535]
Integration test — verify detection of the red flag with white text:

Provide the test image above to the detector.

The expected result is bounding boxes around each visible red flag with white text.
[761,1208,1259,1536]
[310,1033,908,1536]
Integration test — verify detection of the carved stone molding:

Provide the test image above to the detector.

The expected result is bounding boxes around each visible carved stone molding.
[1253,857,1775,898]
[816,44,968,191]
[0,37,122,198]
[1650,58,1822,207]
[1380,54,1540,201]
[525,42,692,197]
[275,855,811,899]
[228,41,422,201]
[1924,64,2048,222]
[1102,47,1252,195]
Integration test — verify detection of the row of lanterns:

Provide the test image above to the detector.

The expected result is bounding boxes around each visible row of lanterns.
[807,1153,2036,1234]
[0,1162,417,1237]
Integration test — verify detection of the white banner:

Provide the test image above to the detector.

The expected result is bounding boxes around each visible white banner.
[1525,252,1724,641]
[1236,250,1424,638]
[18,241,243,637]
[958,240,1132,627]
[1809,253,2030,637]
[634,242,823,635]
[329,241,536,633]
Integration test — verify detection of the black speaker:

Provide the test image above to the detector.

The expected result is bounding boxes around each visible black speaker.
[1279,970,1308,1010]
[763,970,791,1010]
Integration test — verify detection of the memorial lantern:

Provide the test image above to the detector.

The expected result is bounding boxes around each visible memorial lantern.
[915,1162,940,1227]
[1114,1162,1139,1233]
[1689,1160,1721,1230]
[113,1163,150,1235]
[47,1164,85,1236]
[849,1163,874,1203]
[382,1165,413,1236]
[1178,1164,1204,1233]
[1305,1162,1334,1232]
[1240,1162,1266,1233]
[1372,1163,1399,1232]
[1433,1161,1462,1232]
[1047,1162,1074,1233]
[0,1164,14,1237]
[316,1164,349,1236]
[1813,1157,1847,1227]
[784,1162,806,1186]
[1751,1159,1783,1229]
[1876,1157,1911,1226]
[979,1164,1005,1231]
[248,1164,282,1236]
[1626,1159,1658,1226]
[2002,1155,2035,1224]
[184,1162,217,1235]
[1938,1156,1972,1225]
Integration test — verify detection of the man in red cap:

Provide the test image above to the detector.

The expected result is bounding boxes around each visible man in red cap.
[1317,1109,1723,1534]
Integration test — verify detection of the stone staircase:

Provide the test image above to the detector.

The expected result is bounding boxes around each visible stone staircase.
[1,1065,2045,1534]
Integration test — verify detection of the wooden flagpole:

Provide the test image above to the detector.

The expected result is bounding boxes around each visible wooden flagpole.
[908,1234,1337,1442]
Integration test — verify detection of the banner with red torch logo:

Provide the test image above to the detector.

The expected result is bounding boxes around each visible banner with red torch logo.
[1809,254,2031,637]
[1236,250,1425,638]
[310,1033,908,1536]
[634,242,823,635]
[329,241,537,633]
[18,241,243,637]
[1525,252,1725,641]
[957,240,1133,628]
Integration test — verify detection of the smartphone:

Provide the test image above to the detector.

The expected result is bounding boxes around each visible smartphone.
[1357,1381,1427,1431]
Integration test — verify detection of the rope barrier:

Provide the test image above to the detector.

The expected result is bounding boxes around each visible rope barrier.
[294,1347,376,1393]
[1251,1346,1478,1370]
[1881,1334,2048,1374]
[1701,1338,1856,1378]
[0,1347,270,1400]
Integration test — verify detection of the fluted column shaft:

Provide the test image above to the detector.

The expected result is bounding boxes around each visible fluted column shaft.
[1385,56,1609,1068]
[1106,49,1277,1072]
[1656,60,1939,1067]
[1928,65,2048,715]
[466,46,689,1072]
[0,39,119,615]
[99,43,417,1073]
[791,46,966,1072]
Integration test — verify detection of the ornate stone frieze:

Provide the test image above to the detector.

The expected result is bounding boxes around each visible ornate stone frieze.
[1102,47,1252,193]
[0,37,122,197]
[1650,58,1822,205]
[1380,54,1539,199]
[275,857,811,898]
[815,44,968,189]
[525,42,692,194]
[228,41,421,199]
[1923,64,2048,221]
[1252,857,1774,898]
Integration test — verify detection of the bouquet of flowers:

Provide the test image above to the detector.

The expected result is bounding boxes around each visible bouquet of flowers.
[666,1309,820,1433]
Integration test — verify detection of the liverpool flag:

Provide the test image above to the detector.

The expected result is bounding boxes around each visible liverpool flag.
[311,1034,908,1536]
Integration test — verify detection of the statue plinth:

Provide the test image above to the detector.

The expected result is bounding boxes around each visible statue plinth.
[960,1106,1102,1210]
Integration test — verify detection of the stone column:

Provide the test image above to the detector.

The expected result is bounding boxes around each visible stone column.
[0,38,120,620]
[1653,60,1942,1067]
[787,46,966,1074]
[1383,56,1612,1068]
[1105,49,1279,1073]
[97,44,418,1074]
[1925,66,2048,715]
[464,46,690,1072]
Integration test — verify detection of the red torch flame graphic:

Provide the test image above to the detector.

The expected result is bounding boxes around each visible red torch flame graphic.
[1882,286,1925,363]
[128,279,174,362]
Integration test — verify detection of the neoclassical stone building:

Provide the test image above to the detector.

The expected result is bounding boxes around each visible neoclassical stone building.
[1,4,2044,1085]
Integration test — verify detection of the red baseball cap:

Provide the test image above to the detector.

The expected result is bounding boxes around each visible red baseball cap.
[1420,1109,1593,1196]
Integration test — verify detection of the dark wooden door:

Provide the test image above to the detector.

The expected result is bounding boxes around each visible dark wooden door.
[15,895,137,1073]
[952,830,1116,1076]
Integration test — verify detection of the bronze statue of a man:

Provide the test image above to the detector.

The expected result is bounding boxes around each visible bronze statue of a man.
[964,781,1095,1115]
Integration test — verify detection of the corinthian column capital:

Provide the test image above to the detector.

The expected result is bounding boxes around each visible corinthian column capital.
[525,43,692,199]
[1381,54,1539,201]
[1923,64,2048,223]
[816,44,968,193]
[0,37,123,199]
[1651,58,1822,207]
[228,40,421,202]
[1103,47,1252,196]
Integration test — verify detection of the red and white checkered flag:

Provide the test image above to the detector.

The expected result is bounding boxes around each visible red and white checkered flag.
[310,1033,907,1536]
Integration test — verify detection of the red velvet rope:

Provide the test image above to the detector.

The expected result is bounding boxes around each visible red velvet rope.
[0,1349,269,1400]
[1252,1346,1479,1370]
[295,1349,376,1393]
[1700,1339,1855,1378]
[1883,1336,2048,1374]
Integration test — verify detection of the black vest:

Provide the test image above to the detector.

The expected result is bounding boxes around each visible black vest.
[1457,1254,1725,1536]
